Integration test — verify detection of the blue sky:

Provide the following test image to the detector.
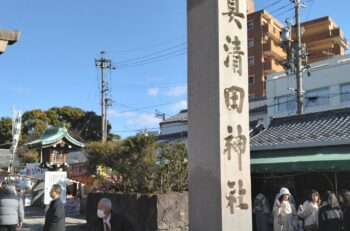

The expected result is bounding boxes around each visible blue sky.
[0,0,349,138]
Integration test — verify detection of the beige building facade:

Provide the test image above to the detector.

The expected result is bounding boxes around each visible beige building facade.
[247,11,348,97]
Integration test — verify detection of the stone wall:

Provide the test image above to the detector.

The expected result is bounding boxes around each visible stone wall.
[86,192,188,231]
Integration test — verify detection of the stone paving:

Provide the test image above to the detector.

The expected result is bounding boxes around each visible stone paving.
[18,207,86,231]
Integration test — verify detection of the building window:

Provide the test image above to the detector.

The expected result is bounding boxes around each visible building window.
[340,83,350,102]
[247,20,253,30]
[304,87,330,108]
[274,95,297,113]
[248,39,254,48]
[249,75,255,85]
[248,56,254,66]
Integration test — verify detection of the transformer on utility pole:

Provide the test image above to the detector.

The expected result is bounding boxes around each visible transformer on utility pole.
[95,51,115,142]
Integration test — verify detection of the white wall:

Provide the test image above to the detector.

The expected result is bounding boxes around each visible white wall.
[160,122,188,135]
[267,54,350,118]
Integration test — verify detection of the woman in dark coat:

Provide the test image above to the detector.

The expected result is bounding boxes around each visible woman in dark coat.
[318,191,343,231]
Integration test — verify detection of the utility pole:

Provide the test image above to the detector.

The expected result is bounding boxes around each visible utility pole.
[155,110,166,121]
[294,0,304,114]
[282,0,306,114]
[95,51,114,142]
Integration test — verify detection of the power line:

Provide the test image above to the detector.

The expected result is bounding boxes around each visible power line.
[304,0,315,21]
[116,51,186,69]
[116,48,186,67]
[116,100,186,113]
[257,0,286,11]
[269,2,293,15]
[109,36,186,54]
[113,42,186,64]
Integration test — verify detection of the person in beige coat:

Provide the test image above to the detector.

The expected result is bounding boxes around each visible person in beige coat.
[297,190,320,231]
[273,187,298,231]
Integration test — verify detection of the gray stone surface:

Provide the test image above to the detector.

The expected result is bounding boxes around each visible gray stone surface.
[86,192,188,231]
[188,0,252,230]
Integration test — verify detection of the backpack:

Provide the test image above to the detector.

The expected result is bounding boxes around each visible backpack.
[253,197,264,213]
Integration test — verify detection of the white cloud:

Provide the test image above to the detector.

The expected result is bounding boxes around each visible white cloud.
[147,87,160,97]
[108,109,137,118]
[171,100,188,112]
[127,113,162,126]
[12,86,31,93]
[164,84,187,97]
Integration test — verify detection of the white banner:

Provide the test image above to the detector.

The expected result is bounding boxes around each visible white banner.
[44,171,67,204]
[12,108,21,155]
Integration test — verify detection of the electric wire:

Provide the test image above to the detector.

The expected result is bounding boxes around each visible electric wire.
[113,42,186,65]
[109,36,186,54]
[116,51,186,69]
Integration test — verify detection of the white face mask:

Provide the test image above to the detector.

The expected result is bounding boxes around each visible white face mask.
[97,209,105,218]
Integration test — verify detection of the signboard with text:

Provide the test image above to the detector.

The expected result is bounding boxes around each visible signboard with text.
[44,171,67,204]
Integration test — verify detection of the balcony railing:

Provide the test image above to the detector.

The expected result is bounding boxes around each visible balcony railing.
[302,28,348,48]
[262,24,281,42]
[263,59,284,73]
[263,41,286,60]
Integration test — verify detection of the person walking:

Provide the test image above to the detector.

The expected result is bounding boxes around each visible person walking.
[297,190,320,231]
[273,187,298,231]
[96,198,135,231]
[43,184,65,231]
[0,181,24,231]
[318,191,343,231]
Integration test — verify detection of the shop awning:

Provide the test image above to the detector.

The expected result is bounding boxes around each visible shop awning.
[251,146,350,173]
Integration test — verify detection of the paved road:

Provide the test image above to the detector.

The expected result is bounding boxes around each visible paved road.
[18,207,86,231]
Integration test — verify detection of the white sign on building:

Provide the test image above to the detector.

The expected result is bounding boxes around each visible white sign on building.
[44,171,67,204]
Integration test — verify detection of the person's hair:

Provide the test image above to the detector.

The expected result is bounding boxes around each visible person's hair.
[98,198,112,211]
[2,181,16,194]
[51,184,62,195]
[323,191,340,209]
[342,190,350,207]
[309,190,321,204]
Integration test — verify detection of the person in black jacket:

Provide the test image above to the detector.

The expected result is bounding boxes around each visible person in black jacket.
[318,191,343,231]
[96,198,135,231]
[43,184,65,231]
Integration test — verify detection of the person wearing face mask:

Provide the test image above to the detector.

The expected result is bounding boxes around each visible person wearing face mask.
[96,198,135,231]
[43,184,65,231]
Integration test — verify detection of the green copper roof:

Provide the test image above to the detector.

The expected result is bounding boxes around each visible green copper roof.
[26,127,85,148]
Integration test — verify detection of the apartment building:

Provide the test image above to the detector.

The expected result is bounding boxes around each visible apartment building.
[247,12,348,97]
[301,16,348,63]
[247,10,286,97]
[247,0,255,13]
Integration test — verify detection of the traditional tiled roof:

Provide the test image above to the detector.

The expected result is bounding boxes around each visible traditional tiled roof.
[0,30,20,54]
[26,127,85,148]
[251,107,350,150]
[160,109,188,124]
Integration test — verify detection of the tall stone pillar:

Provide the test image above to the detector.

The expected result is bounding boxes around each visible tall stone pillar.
[187,0,252,230]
